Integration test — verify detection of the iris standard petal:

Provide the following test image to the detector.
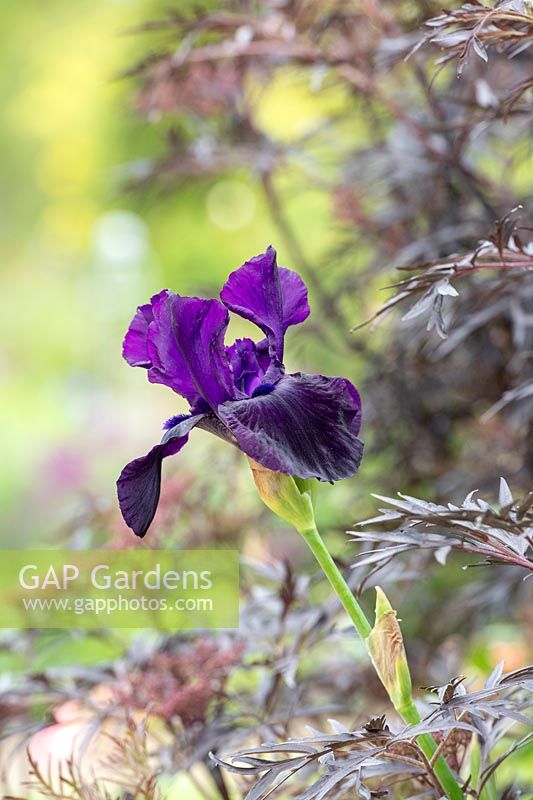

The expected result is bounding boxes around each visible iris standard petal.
[171,295,237,408]
[218,373,363,483]
[147,293,236,410]
[278,266,311,329]
[117,414,204,538]
[220,246,310,361]
[122,290,168,368]
[146,291,202,404]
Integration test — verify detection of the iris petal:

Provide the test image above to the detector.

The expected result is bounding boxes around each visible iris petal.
[117,438,186,539]
[122,290,167,369]
[278,266,311,330]
[147,293,236,410]
[218,372,363,482]
[146,292,201,404]
[171,295,237,408]
[117,414,204,538]
[220,246,310,361]
[226,338,268,396]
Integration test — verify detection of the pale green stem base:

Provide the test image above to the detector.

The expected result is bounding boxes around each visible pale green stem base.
[400,699,464,800]
[300,525,463,800]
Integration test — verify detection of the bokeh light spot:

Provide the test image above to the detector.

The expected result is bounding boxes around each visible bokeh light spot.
[206,180,256,231]
[92,210,149,268]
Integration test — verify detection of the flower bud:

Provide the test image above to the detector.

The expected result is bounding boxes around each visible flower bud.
[365,586,413,714]
[247,458,317,534]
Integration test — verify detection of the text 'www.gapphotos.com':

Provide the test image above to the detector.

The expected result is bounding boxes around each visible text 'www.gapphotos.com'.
[21,595,214,615]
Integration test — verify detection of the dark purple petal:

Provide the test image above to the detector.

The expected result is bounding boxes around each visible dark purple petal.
[342,381,362,437]
[117,438,186,539]
[220,246,310,361]
[171,295,237,408]
[147,293,236,410]
[117,415,204,538]
[218,373,363,482]
[226,338,268,396]
[278,267,311,329]
[122,290,167,368]
[146,292,202,403]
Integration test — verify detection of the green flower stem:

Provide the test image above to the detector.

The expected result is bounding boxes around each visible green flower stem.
[400,699,464,800]
[300,524,463,800]
[300,523,372,639]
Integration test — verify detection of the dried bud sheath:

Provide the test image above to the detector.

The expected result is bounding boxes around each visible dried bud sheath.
[365,587,413,715]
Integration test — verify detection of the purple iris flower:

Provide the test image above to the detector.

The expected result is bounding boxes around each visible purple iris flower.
[118,247,363,537]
